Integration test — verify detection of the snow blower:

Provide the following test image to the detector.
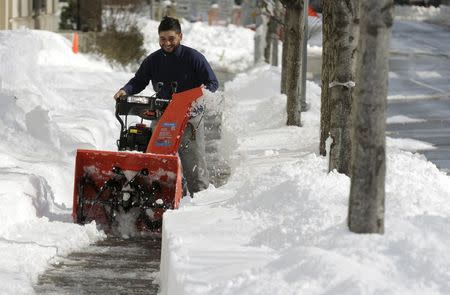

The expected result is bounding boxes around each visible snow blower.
[72,85,203,231]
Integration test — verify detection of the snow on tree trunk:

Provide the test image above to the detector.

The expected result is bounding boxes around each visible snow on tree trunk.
[281,0,304,126]
[348,0,393,234]
[271,1,283,67]
[328,0,359,176]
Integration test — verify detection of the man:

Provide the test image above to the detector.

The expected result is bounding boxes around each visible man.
[114,16,219,196]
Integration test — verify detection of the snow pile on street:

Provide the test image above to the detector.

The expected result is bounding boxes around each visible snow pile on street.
[395,5,450,25]
[140,19,254,72]
[160,64,450,295]
[387,115,427,124]
[395,5,441,20]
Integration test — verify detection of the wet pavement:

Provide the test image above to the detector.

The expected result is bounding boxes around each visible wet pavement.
[387,98,450,173]
[389,21,450,99]
[34,236,161,295]
[387,20,450,173]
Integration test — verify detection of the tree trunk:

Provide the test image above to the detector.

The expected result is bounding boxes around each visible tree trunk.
[319,1,332,155]
[271,1,283,67]
[281,9,289,94]
[271,29,279,66]
[79,0,102,32]
[281,0,304,126]
[264,15,276,64]
[348,0,393,234]
[254,13,267,65]
[328,0,359,175]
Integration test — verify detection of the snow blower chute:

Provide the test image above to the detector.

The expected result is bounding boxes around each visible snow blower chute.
[72,86,203,231]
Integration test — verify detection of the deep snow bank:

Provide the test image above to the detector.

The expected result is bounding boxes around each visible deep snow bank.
[0,30,115,293]
[160,64,450,295]
[394,5,450,25]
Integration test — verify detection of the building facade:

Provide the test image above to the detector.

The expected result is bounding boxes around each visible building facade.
[151,0,234,23]
[0,0,59,31]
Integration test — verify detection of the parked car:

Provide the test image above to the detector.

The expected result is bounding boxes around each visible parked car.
[394,0,441,6]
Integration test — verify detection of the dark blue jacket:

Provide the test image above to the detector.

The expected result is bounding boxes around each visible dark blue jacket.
[122,45,219,100]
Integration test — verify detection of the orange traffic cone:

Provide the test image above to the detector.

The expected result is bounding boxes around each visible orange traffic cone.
[72,32,79,54]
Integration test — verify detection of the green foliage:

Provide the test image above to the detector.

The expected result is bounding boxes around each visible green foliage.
[59,0,78,30]
[62,3,147,67]
[92,24,146,67]
[89,7,146,67]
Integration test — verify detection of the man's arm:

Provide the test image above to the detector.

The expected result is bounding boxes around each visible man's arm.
[122,57,152,96]
[194,53,219,92]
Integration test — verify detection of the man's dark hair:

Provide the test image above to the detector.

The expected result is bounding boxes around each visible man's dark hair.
[158,16,181,34]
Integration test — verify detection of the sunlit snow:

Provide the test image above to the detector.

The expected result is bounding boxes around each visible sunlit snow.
[1,11,450,295]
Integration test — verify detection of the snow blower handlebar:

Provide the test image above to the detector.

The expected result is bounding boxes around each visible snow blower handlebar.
[114,81,180,153]
[115,95,169,126]
[114,81,179,126]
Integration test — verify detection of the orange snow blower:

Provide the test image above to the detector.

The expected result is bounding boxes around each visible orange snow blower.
[72,85,203,231]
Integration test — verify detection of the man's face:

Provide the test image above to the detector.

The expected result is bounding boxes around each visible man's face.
[159,30,182,53]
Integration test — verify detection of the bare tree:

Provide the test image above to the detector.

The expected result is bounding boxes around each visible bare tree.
[280,9,289,94]
[319,2,332,156]
[79,0,102,32]
[264,4,276,64]
[326,0,359,175]
[258,1,283,66]
[254,2,268,64]
[348,0,394,234]
[280,0,305,126]
[271,1,283,66]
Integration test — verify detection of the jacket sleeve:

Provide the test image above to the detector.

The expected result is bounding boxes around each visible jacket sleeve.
[122,57,152,95]
[194,53,219,92]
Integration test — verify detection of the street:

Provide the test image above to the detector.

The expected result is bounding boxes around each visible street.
[387,20,450,173]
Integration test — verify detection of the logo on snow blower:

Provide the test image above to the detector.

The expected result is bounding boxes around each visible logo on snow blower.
[162,122,176,130]
[155,139,172,147]
[155,122,176,147]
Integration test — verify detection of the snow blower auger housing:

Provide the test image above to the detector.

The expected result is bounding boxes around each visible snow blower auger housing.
[72,86,203,231]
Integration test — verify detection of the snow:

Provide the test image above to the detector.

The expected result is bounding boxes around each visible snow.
[387,115,426,124]
[394,5,450,25]
[159,64,450,295]
[387,137,436,151]
[0,30,114,293]
[0,15,449,295]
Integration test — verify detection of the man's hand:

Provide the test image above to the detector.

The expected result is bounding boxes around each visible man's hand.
[113,89,127,100]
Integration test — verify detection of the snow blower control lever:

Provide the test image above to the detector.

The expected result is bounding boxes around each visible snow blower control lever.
[115,82,177,152]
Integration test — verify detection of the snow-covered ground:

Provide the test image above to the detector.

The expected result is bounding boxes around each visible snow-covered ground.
[0,13,450,295]
[160,64,450,295]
